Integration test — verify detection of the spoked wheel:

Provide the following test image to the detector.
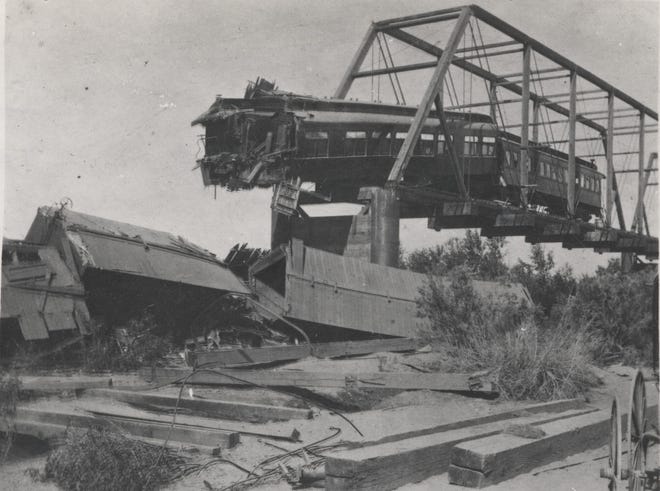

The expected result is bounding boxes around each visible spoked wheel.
[628,370,648,491]
[601,397,622,490]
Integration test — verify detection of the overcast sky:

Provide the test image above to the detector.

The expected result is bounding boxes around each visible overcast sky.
[3,0,658,274]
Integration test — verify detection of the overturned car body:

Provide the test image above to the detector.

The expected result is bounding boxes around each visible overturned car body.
[249,239,531,341]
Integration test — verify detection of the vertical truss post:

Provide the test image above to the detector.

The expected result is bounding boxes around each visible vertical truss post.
[334,23,377,99]
[567,70,577,216]
[532,100,540,171]
[386,7,473,185]
[637,111,645,233]
[519,44,531,206]
[606,92,614,225]
[601,134,627,231]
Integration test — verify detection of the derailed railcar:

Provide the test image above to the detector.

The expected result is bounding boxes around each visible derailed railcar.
[192,79,604,220]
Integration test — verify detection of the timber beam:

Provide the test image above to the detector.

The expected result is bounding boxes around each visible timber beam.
[564,229,619,250]
[481,213,542,237]
[609,233,651,253]
[429,201,498,230]
[525,222,583,245]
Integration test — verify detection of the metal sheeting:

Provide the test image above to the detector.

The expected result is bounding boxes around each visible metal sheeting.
[43,311,76,332]
[18,314,49,340]
[301,246,423,301]
[249,243,531,337]
[73,231,249,294]
[2,239,90,340]
[287,274,428,337]
[299,245,530,304]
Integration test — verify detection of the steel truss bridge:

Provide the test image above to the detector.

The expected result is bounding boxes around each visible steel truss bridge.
[324,5,657,265]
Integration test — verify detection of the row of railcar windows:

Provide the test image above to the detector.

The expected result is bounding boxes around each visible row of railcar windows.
[504,148,602,192]
[301,131,497,158]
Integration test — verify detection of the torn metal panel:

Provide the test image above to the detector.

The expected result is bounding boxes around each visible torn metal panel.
[18,314,49,340]
[1,238,90,341]
[249,242,530,338]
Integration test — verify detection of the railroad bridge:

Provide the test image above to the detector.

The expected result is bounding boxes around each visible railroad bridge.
[193,5,658,271]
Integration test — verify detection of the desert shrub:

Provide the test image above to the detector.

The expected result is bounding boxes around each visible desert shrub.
[563,267,655,364]
[84,311,172,372]
[417,266,530,349]
[417,270,599,400]
[45,428,190,491]
[0,371,21,462]
[510,244,577,318]
[405,230,507,280]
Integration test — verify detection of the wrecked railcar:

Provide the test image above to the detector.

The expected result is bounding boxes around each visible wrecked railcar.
[1,239,90,354]
[249,240,531,342]
[22,206,250,342]
[192,78,604,220]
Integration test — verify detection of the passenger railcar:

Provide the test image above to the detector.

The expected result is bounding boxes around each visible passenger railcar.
[192,80,604,221]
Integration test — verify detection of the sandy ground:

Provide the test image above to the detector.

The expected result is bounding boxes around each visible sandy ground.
[1,361,657,491]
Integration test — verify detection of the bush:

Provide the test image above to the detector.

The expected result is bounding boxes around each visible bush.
[510,244,577,317]
[417,266,530,349]
[563,267,655,364]
[417,270,599,401]
[84,311,172,372]
[0,371,21,462]
[405,230,507,280]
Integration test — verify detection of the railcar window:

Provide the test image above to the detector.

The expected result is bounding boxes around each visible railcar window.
[482,136,496,156]
[370,131,391,156]
[415,133,435,156]
[437,134,446,154]
[344,131,368,156]
[464,135,479,156]
[303,131,329,157]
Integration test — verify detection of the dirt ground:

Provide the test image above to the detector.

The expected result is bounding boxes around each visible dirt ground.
[0,362,656,491]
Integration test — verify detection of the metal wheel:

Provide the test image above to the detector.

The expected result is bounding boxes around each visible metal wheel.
[628,370,648,491]
[602,397,622,490]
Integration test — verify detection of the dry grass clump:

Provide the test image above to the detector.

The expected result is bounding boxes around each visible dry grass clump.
[45,428,190,491]
[0,371,21,462]
[487,324,600,401]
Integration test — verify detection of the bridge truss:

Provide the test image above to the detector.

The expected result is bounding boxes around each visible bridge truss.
[332,5,658,262]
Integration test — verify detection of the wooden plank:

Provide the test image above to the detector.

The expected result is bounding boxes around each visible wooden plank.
[0,419,220,454]
[12,406,240,449]
[141,368,494,393]
[352,398,586,448]
[324,406,597,491]
[20,375,113,391]
[191,338,420,367]
[86,388,314,423]
[449,405,658,487]
[312,338,420,358]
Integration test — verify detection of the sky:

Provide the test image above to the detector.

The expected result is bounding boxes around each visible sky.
[3,0,658,275]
